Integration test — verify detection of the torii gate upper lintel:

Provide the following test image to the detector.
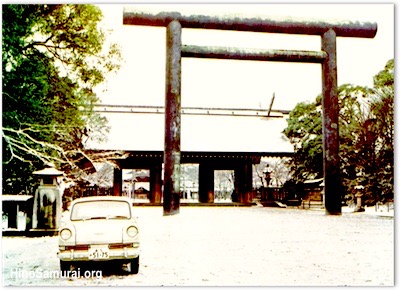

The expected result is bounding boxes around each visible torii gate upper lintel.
[122,9,378,216]
[123,11,377,38]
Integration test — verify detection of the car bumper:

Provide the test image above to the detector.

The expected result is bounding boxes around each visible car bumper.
[58,247,140,262]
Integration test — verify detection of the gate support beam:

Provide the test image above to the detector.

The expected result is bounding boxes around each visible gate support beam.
[243,162,253,204]
[163,20,182,215]
[321,29,341,215]
[198,163,214,203]
[150,163,162,204]
[182,45,327,63]
[113,167,122,196]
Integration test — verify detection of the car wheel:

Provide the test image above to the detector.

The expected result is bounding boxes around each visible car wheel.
[60,260,72,272]
[128,256,139,274]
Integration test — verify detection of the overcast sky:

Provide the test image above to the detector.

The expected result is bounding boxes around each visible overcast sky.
[88,3,394,151]
[94,3,394,111]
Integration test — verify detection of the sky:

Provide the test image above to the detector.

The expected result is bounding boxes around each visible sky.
[88,2,394,151]
[94,3,394,111]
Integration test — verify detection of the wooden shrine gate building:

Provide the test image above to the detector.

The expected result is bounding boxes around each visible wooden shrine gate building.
[91,107,294,205]
[113,150,292,205]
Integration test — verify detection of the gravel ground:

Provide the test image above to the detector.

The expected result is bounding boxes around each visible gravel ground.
[1,206,394,286]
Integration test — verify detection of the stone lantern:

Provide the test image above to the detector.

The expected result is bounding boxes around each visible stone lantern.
[353,167,365,213]
[354,185,365,212]
[263,164,273,200]
[32,163,64,229]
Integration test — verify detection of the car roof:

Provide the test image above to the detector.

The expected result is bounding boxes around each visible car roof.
[71,196,133,205]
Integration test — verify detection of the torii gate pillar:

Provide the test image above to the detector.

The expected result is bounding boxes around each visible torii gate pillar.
[163,20,182,215]
[321,29,341,214]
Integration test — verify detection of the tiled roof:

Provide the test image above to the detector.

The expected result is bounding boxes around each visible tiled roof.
[2,195,34,202]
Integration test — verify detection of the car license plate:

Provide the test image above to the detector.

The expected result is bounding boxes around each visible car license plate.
[89,245,109,260]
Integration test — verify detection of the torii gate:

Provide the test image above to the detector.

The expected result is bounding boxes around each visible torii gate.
[123,9,377,216]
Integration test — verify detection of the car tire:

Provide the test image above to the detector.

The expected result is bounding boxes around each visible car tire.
[60,260,72,272]
[128,256,139,274]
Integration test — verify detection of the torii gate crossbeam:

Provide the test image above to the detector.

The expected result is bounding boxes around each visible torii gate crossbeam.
[123,10,377,216]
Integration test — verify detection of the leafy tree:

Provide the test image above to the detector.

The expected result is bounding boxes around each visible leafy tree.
[340,60,394,204]
[2,4,122,194]
[367,59,394,202]
[283,59,394,204]
[283,97,323,183]
[373,59,394,87]
[337,84,373,203]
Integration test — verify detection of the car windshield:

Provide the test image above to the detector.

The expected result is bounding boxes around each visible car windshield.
[70,200,131,221]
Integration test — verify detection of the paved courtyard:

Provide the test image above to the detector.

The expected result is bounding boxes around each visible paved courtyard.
[2,206,394,286]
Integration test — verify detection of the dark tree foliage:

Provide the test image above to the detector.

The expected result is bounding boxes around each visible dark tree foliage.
[283,59,394,204]
[2,4,121,194]
[368,59,394,203]
[283,96,323,183]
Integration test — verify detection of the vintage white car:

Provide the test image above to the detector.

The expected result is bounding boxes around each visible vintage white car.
[58,196,140,274]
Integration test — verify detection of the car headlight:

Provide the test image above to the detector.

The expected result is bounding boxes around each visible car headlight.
[127,226,138,237]
[60,229,72,240]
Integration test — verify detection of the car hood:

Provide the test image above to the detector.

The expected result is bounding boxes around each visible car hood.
[72,219,133,245]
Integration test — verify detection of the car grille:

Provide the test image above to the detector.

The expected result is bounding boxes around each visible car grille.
[108,243,133,249]
[65,243,132,251]
[65,245,89,251]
